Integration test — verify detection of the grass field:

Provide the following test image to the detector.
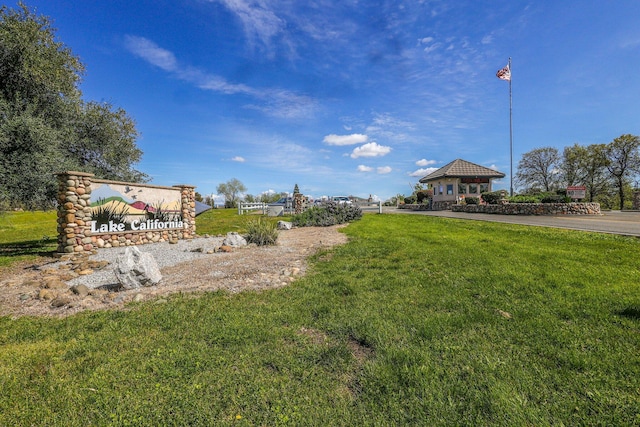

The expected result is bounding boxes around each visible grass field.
[1,211,639,425]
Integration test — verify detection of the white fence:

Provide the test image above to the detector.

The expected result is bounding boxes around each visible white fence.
[238,200,383,215]
[238,202,268,215]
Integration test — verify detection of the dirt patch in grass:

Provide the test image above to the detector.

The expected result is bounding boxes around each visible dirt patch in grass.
[0,225,348,318]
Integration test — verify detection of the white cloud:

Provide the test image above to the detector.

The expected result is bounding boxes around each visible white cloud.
[124,36,318,119]
[350,142,392,159]
[124,36,178,72]
[409,167,438,177]
[416,158,437,167]
[377,166,392,174]
[214,0,285,52]
[232,156,246,162]
[419,36,440,54]
[324,133,368,146]
[357,165,373,172]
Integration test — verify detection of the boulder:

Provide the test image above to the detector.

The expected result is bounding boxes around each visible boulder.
[277,221,292,230]
[223,232,247,247]
[114,247,162,290]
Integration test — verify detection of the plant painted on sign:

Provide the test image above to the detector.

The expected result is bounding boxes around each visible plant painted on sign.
[146,200,181,222]
[92,198,130,225]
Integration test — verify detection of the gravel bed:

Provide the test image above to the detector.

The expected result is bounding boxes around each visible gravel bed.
[66,236,225,289]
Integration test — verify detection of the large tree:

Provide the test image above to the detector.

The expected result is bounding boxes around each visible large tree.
[605,134,640,209]
[515,147,561,192]
[561,143,610,202]
[216,178,247,208]
[0,3,146,209]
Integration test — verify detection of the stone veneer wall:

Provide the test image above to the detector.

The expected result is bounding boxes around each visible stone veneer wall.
[452,202,600,215]
[56,171,196,254]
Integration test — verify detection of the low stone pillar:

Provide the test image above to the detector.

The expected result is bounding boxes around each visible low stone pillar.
[175,184,197,238]
[56,171,95,254]
[633,191,640,210]
[293,193,304,214]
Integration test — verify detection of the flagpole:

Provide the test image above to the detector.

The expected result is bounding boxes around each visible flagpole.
[508,57,513,197]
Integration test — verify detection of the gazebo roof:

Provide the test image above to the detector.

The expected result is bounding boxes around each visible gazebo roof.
[419,159,505,183]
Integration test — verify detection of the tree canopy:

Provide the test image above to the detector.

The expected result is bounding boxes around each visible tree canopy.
[216,178,247,208]
[515,147,561,192]
[0,3,146,210]
[516,134,640,209]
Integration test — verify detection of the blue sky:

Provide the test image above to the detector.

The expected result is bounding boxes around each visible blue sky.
[24,1,640,202]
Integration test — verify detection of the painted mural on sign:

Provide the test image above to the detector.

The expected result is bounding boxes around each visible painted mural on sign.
[90,182,184,233]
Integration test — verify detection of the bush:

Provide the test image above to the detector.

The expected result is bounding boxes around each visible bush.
[292,202,362,227]
[507,195,540,203]
[416,190,432,204]
[404,195,416,204]
[541,195,571,203]
[466,197,480,205]
[245,217,278,246]
[480,191,505,205]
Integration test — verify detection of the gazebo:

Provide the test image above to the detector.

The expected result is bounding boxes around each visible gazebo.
[419,159,505,209]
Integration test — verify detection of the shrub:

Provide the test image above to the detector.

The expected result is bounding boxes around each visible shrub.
[404,195,416,204]
[541,195,571,203]
[480,191,505,205]
[292,202,362,227]
[416,190,432,204]
[245,216,278,246]
[508,195,540,203]
[466,197,480,205]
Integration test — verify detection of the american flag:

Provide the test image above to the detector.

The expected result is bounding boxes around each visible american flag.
[496,63,510,81]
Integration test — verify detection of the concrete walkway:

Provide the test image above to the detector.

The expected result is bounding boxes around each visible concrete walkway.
[383,208,640,237]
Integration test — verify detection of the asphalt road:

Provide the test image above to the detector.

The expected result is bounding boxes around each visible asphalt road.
[382,208,640,237]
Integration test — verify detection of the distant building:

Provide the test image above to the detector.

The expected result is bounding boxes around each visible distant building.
[419,159,505,209]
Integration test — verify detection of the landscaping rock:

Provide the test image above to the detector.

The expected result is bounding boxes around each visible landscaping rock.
[51,295,72,308]
[114,247,162,290]
[71,284,90,298]
[277,221,293,230]
[223,232,247,247]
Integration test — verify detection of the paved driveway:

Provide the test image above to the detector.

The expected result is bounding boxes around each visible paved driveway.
[383,208,640,237]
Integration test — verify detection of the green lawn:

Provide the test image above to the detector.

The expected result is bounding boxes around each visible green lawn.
[1,212,639,425]
[0,210,58,267]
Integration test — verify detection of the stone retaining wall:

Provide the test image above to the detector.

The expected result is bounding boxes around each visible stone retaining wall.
[56,171,196,254]
[452,202,601,215]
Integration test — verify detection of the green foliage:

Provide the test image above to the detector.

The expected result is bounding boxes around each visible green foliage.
[244,216,278,246]
[480,190,505,204]
[515,146,561,192]
[216,178,247,209]
[0,4,146,210]
[416,190,432,204]
[606,134,640,209]
[507,195,540,203]
[507,192,571,204]
[540,194,571,203]
[404,195,416,204]
[465,196,479,205]
[291,202,362,226]
[521,135,639,207]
